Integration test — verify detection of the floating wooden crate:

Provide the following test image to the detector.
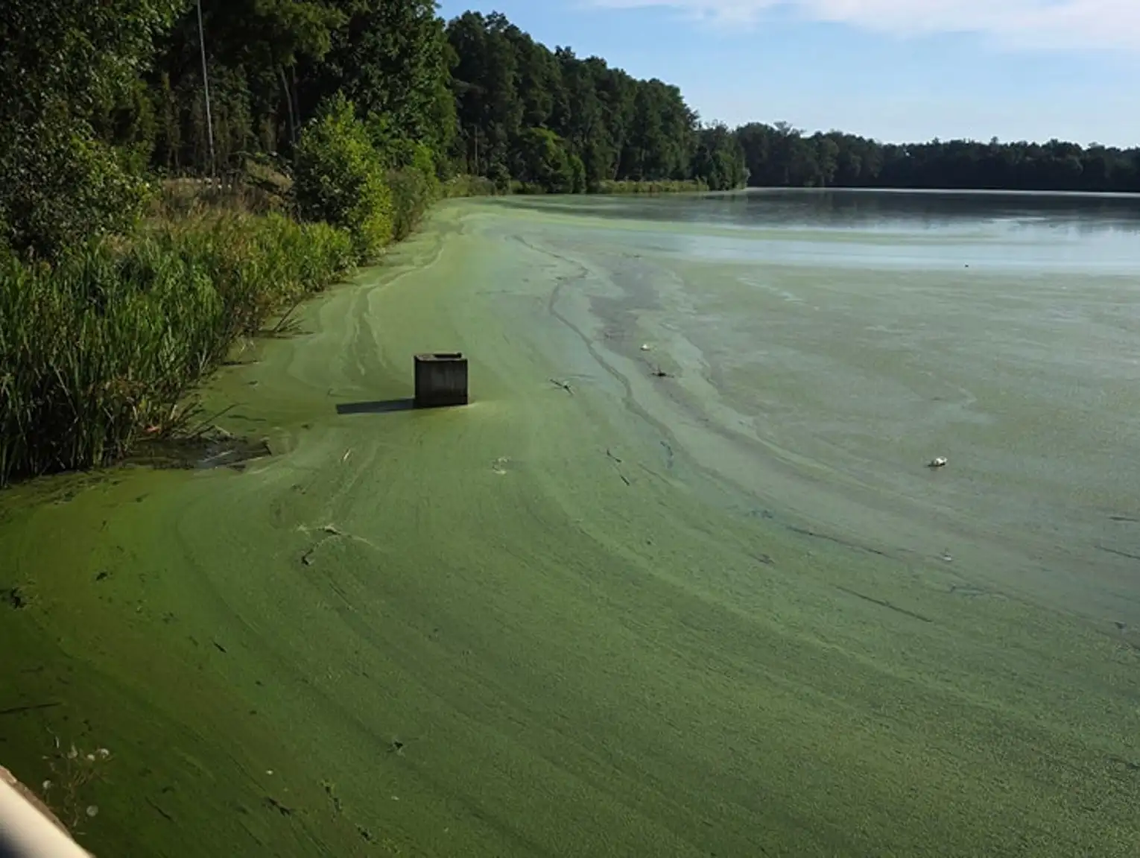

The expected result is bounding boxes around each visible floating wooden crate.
[414,352,468,408]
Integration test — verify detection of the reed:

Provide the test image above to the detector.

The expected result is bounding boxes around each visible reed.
[0,213,353,486]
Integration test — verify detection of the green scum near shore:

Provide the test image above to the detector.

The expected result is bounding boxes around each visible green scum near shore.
[3,199,1140,857]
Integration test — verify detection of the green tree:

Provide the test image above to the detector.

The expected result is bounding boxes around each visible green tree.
[293,93,392,259]
[448,11,523,177]
[148,0,344,172]
[692,123,746,190]
[303,0,454,157]
[0,0,180,256]
[513,127,577,193]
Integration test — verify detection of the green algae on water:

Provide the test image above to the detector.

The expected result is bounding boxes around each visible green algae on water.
[3,194,1140,857]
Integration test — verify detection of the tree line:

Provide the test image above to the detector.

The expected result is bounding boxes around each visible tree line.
[144,4,748,194]
[737,123,1140,193]
[3,1,1138,259]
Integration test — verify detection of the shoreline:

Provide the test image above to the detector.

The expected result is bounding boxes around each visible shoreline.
[2,199,1139,856]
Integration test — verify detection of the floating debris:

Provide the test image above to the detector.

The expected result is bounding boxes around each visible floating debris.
[2,587,27,609]
[640,343,651,351]
[928,456,948,469]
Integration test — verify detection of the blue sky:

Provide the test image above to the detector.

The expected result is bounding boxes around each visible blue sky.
[436,0,1140,147]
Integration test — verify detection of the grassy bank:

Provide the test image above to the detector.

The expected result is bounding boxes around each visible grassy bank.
[0,163,717,489]
[0,210,354,486]
[0,156,469,488]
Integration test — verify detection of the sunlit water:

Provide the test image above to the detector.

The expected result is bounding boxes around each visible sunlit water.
[496,189,1140,622]
[5,190,1140,856]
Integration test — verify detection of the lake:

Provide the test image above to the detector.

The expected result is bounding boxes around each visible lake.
[2,189,1139,856]
[492,189,1140,621]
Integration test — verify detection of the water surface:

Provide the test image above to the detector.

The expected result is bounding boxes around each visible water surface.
[2,190,1140,857]
[499,189,1140,619]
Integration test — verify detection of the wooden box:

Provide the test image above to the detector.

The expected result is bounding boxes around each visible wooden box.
[414,352,468,408]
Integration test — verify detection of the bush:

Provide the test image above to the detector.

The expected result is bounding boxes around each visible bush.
[568,153,587,194]
[387,141,443,241]
[440,174,498,198]
[0,213,353,486]
[387,169,434,242]
[0,110,150,260]
[513,128,577,194]
[293,94,392,261]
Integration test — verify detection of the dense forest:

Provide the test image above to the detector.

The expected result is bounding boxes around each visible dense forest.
[145,4,748,194]
[96,1,1140,196]
[4,0,1136,255]
[736,123,1140,192]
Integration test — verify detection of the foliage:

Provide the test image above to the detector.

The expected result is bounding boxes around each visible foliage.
[385,138,444,240]
[446,12,727,192]
[0,213,352,486]
[387,167,436,242]
[692,124,748,191]
[440,174,500,198]
[0,110,152,259]
[293,94,392,259]
[513,128,578,194]
[303,0,455,156]
[0,0,179,257]
[735,122,1140,192]
[148,0,345,171]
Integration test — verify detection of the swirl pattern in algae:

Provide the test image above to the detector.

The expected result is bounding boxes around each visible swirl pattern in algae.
[2,197,1139,857]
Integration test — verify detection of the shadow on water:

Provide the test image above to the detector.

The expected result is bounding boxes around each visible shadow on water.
[336,398,416,415]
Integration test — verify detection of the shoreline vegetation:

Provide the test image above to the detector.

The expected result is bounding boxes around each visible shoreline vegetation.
[2,2,1135,486]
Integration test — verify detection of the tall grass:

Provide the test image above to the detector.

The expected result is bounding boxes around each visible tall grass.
[0,162,495,487]
[0,213,352,486]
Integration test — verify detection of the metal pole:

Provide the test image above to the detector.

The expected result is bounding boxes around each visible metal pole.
[196,0,216,177]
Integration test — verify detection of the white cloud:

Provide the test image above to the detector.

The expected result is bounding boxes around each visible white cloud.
[588,0,1140,50]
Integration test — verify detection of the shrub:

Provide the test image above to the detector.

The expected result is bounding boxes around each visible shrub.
[0,110,150,260]
[513,128,577,194]
[387,169,435,241]
[440,174,498,198]
[387,141,443,241]
[293,94,392,260]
